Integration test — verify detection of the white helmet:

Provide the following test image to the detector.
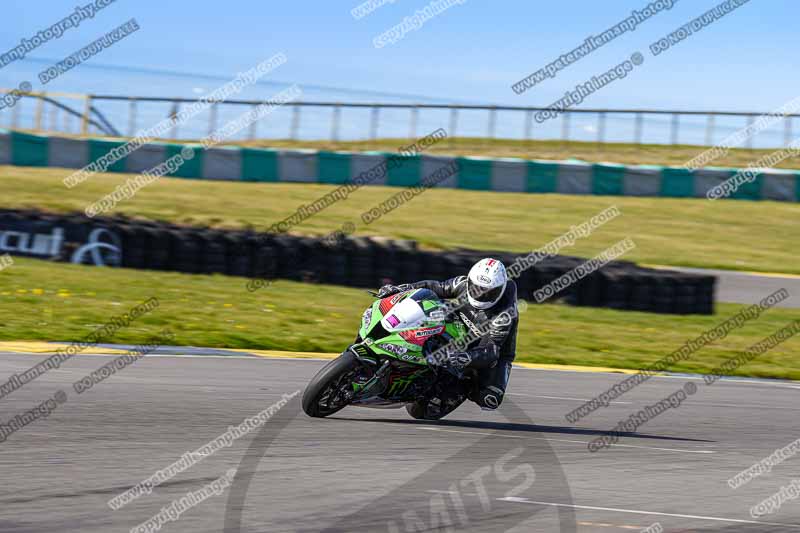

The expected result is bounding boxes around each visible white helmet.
[467,258,507,310]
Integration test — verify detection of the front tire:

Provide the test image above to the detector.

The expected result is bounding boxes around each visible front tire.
[302,351,360,418]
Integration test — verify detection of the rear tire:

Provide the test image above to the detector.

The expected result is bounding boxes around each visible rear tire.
[406,401,435,420]
[302,351,359,418]
[406,395,466,420]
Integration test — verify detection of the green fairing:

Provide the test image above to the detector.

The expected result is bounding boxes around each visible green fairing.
[357,289,466,365]
[357,300,381,340]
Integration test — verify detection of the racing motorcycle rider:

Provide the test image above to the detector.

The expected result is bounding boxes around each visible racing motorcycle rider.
[376,258,517,410]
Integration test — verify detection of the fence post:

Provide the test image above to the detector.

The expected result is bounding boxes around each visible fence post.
[128,98,138,137]
[487,106,497,140]
[208,102,218,138]
[746,115,755,149]
[81,94,92,135]
[331,104,341,142]
[289,105,300,140]
[248,104,258,140]
[597,111,606,144]
[561,112,571,141]
[524,109,533,141]
[34,95,44,131]
[369,106,380,140]
[409,105,418,140]
[670,113,679,145]
[12,97,20,128]
[49,103,57,132]
[168,101,180,139]
[705,113,715,146]
[634,112,643,144]
[448,107,458,147]
[786,116,793,147]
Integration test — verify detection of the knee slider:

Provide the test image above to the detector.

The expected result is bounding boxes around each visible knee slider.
[478,386,504,409]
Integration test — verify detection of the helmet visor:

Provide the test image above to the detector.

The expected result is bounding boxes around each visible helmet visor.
[468,279,503,304]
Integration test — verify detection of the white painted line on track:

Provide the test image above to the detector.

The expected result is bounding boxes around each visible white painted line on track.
[577,521,643,530]
[426,490,480,497]
[592,442,715,454]
[244,356,333,362]
[145,354,259,360]
[509,365,800,390]
[4,350,800,388]
[5,350,800,394]
[0,352,262,360]
[631,372,800,390]
[690,402,800,411]
[417,427,715,454]
[509,392,632,404]
[498,498,800,528]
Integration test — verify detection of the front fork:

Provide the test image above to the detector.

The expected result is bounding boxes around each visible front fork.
[347,343,392,401]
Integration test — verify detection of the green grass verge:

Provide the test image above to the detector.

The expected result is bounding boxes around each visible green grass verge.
[3,166,799,274]
[2,258,799,380]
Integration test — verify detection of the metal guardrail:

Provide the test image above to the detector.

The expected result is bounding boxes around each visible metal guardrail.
[0,90,117,136]
[3,90,798,148]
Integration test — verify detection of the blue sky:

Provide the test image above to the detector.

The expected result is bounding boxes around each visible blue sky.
[1,0,794,111]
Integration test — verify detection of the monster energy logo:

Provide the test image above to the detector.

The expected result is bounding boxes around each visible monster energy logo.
[387,375,416,396]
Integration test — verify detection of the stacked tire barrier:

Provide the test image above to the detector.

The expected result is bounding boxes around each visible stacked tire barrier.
[0,209,715,314]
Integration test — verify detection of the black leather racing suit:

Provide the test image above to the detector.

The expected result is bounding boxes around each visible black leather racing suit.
[390,276,518,409]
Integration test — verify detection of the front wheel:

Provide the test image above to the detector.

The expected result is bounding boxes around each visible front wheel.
[302,350,360,418]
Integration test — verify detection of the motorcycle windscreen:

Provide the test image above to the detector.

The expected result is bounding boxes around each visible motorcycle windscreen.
[380,298,426,332]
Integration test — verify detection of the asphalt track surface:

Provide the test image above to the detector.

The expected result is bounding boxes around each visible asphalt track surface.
[2,351,800,532]
[669,267,800,309]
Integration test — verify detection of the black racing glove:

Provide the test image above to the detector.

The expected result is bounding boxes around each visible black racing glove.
[426,349,472,375]
[377,284,405,298]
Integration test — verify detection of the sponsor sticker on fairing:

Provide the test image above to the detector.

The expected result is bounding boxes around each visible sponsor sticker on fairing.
[379,342,408,356]
[428,309,445,322]
[415,326,444,338]
[387,315,400,327]
[390,293,404,304]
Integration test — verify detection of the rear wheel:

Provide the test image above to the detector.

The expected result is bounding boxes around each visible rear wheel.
[406,364,472,420]
[302,351,361,418]
[406,395,466,420]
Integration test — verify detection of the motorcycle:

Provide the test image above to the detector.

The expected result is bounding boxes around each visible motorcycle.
[302,288,477,420]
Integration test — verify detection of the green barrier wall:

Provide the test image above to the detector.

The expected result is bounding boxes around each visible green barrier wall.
[1,130,798,202]
[592,164,626,196]
[88,139,127,173]
[457,158,492,190]
[386,154,421,186]
[526,161,559,193]
[11,131,48,167]
[317,152,351,184]
[660,168,695,197]
[241,148,279,182]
